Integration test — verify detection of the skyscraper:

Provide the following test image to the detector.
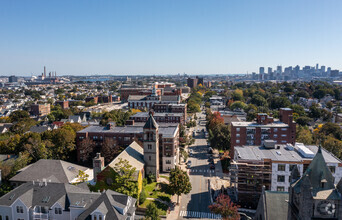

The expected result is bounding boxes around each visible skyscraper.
[259,67,265,75]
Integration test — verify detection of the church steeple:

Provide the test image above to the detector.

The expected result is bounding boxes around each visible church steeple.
[143,113,159,181]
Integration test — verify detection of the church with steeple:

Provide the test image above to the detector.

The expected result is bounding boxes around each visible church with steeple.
[287,146,342,220]
[255,146,342,220]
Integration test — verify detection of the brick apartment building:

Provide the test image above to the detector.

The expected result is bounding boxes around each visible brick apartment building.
[85,96,98,104]
[230,108,296,158]
[187,77,198,88]
[30,104,51,116]
[129,112,185,125]
[76,118,179,172]
[153,103,187,122]
[55,100,69,109]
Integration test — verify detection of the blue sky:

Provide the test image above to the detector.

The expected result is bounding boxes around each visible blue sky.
[1,0,342,75]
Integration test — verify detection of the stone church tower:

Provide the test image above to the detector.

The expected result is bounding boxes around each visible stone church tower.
[288,146,342,220]
[143,112,159,180]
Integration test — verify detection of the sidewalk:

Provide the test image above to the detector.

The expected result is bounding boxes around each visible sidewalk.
[166,194,182,220]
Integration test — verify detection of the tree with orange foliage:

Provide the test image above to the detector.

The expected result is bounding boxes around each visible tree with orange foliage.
[207,112,224,130]
[209,194,240,220]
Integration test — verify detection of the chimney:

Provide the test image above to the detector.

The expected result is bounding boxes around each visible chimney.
[93,153,105,182]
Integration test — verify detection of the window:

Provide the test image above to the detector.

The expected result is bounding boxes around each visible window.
[94,216,97,220]
[277,186,285,192]
[236,140,240,144]
[274,134,278,138]
[6,217,8,220]
[148,144,152,150]
[166,160,171,164]
[278,164,286,171]
[277,175,285,182]
[236,134,240,137]
[281,128,287,131]
[99,216,102,220]
[149,156,151,161]
[281,134,287,137]
[329,166,336,174]
[274,128,278,132]
[236,128,240,132]
[281,140,286,143]
[55,207,62,214]
[17,206,24,213]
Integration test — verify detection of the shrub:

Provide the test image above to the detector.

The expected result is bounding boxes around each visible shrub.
[139,189,147,205]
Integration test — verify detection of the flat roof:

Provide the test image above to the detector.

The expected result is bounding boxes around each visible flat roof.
[131,112,183,117]
[231,121,289,128]
[77,123,178,138]
[235,144,342,164]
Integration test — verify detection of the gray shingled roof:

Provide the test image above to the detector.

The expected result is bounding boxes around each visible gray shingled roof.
[77,190,136,220]
[10,159,90,183]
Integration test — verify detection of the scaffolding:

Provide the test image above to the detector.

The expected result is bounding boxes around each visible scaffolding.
[229,159,272,209]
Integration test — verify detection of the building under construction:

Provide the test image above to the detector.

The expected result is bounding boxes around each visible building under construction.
[229,159,272,209]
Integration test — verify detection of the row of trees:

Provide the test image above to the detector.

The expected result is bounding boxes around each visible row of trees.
[206,110,230,151]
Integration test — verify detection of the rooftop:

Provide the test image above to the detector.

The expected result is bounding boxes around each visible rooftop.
[231,120,289,128]
[235,143,342,164]
[77,123,178,138]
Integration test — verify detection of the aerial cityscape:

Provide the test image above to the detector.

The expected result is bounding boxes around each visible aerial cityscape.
[1,1,342,220]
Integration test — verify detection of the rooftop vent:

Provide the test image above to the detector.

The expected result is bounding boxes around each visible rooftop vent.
[264,140,276,149]
[285,144,294,151]
[295,143,315,158]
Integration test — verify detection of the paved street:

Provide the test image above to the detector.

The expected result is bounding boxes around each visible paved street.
[178,108,222,220]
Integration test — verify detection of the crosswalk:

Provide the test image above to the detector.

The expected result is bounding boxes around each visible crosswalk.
[189,169,215,174]
[179,210,222,219]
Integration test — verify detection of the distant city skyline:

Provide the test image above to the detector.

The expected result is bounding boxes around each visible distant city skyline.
[1,0,342,75]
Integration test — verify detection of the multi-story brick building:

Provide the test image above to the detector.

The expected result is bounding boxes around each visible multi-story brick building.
[76,117,179,172]
[55,100,69,109]
[230,108,296,158]
[187,77,198,88]
[30,104,51,116]
[129,112,185,125]
[128,94,181,110]
[153,103,187,120]
[85,96,98,104]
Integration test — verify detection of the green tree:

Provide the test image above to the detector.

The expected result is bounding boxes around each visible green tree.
[322,136,342,160]
[296,116,312,126]
[75,170,89,183]
[208,124,230,151]
[209,194,240,220]
[230,101,247,110]
[112,159,139,198]
[9,110,30,122]
[296,127,313,145]
[169,166,192,204]
[145,202,160,220]
[268,97,291,109]
[250,94,267,106]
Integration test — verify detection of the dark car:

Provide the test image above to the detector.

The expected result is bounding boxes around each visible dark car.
[208,147,213,154]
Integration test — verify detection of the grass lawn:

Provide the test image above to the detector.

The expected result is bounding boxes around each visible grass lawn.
[144,182,171,203]
[140,200,168,215]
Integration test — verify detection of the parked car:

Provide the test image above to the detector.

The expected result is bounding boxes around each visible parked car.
[189,149,193,156]
[208,147,213,154]
[187,160,192,169]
